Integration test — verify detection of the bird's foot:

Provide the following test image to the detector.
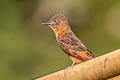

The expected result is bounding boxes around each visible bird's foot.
[64,66,71,70]
[64,62,77,70]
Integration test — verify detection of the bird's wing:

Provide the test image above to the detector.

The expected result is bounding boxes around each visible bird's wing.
[58,32,95,61]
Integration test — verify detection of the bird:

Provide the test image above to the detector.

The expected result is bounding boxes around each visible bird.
[42,14,95,66]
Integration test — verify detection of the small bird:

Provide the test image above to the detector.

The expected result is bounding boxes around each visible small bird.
[42,14,95,66]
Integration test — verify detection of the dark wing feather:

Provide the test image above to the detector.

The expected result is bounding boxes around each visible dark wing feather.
[58,32,95,61]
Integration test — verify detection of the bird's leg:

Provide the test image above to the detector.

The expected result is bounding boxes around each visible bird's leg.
[72,61,77,66]
[64,61,77,70]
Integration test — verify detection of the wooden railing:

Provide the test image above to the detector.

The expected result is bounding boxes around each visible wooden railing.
[35,49,120,80]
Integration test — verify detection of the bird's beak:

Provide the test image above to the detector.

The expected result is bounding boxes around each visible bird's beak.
[41,22,52,25]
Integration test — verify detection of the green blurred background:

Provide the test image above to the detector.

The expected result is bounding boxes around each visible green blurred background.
[0,0,120,80]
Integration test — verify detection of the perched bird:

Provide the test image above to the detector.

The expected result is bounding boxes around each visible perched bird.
[42,14,95,66]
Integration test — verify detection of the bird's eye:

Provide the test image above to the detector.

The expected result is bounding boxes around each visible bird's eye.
[50,19,59,26]
[54,20,57,23]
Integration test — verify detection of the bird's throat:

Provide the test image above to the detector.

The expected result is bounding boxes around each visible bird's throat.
[51,25,71,37]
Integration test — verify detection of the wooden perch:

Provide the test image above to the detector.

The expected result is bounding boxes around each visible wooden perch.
[107,75,120,80]
[35,49,120,80]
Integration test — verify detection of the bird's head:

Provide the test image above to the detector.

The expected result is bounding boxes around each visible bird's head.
[42,14,70,33]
